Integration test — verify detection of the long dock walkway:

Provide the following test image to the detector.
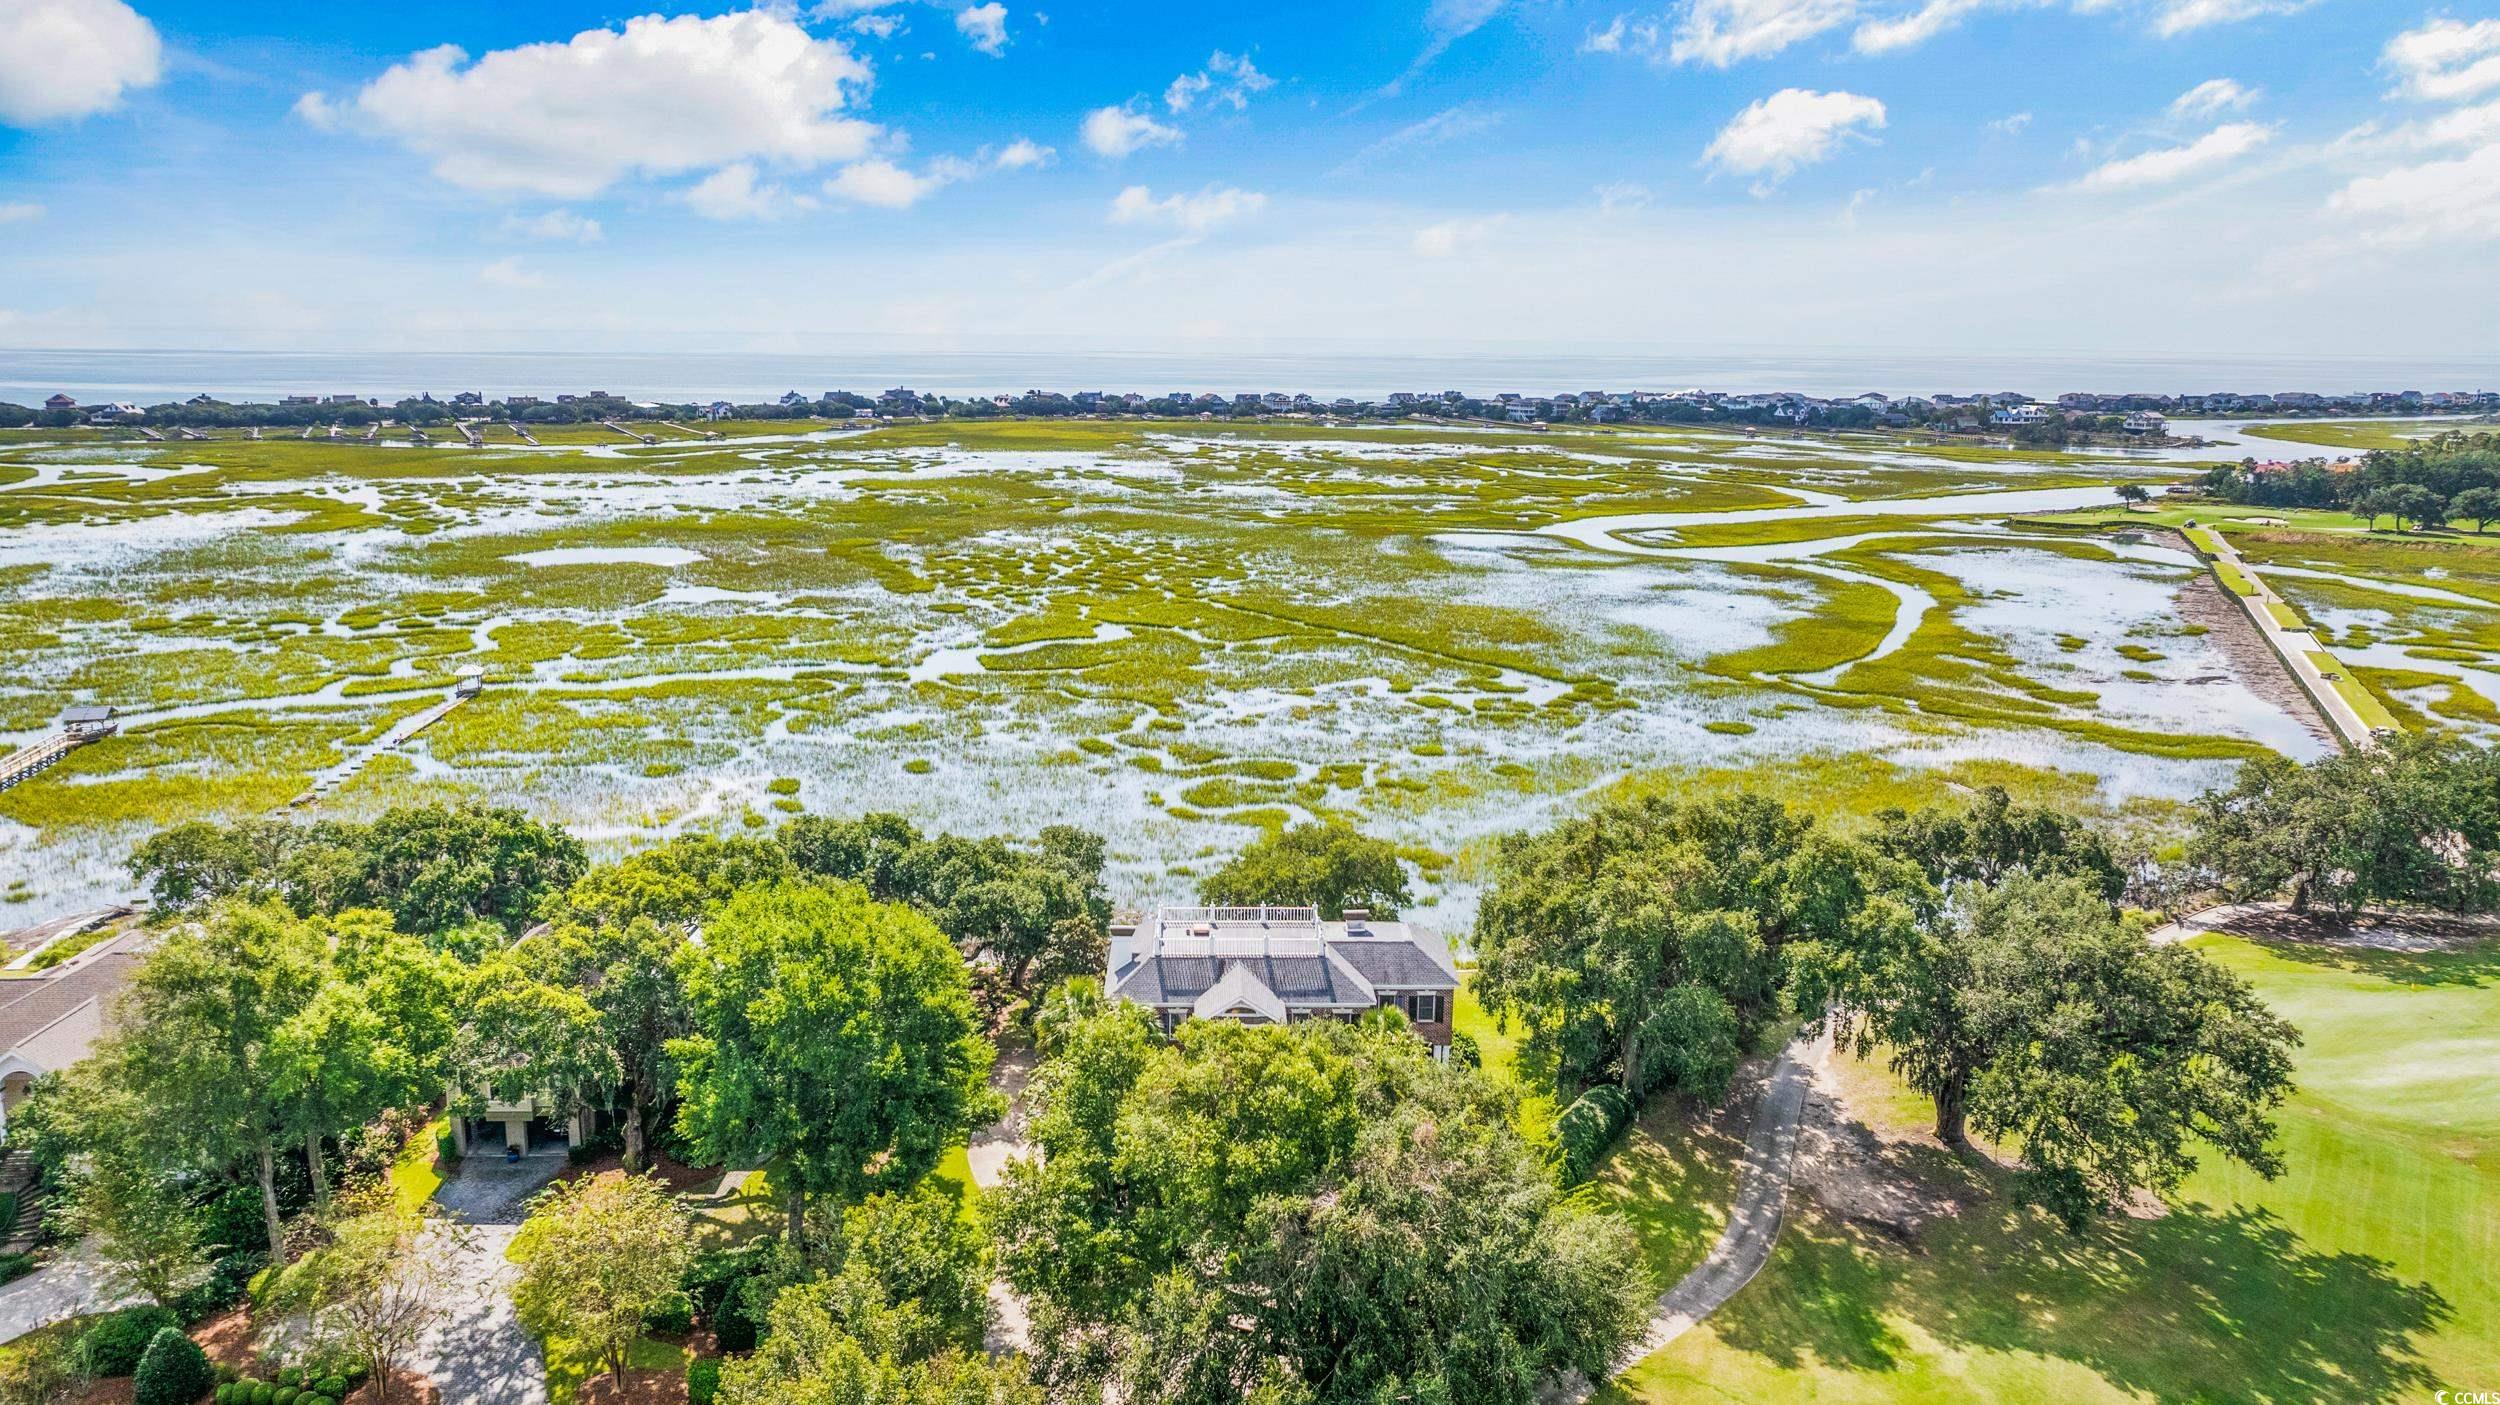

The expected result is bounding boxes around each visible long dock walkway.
[2184,525,2386,748]
[0,734,87,792]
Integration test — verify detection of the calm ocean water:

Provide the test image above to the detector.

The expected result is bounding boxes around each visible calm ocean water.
[6,344,2500,405]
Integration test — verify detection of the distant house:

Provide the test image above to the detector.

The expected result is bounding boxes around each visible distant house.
[84,402,142,419]
[2123,411,2168,435]
[42,394,74,412]
[1107,905,1460,1058]
[1992,405,2049,426]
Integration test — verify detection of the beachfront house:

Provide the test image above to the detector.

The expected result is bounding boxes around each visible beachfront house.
[1106,905,1460,1058]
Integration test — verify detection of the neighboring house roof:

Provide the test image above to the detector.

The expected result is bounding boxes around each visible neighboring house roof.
[0,929,147,1078]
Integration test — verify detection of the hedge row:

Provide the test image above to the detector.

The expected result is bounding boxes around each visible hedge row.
[1551,1084,1636,1186]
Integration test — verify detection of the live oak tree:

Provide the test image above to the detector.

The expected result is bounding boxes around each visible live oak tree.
[1871,786,2127,902]
[108,899,326,1259]
[780,816,1112,997]
[508,917,690,1173]
[124,802,586,937]
[2190,732,2500,914]
[1474,794,1891,1101]
[1196,822,1412,919]
[991,1013,1650,1404]
[1804,871,2299,1229]
[2452,485,2500,532]
[670,882,997,1252]
[512,1173,694,1386]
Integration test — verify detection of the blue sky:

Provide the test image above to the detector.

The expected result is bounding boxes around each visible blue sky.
[3,0,2498,358]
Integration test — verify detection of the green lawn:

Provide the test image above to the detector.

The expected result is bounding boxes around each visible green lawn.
[544,1330,691,1405]
[1456,980,1555,1144]
[1600,932,2500,1402]
[389,1116,447,1214]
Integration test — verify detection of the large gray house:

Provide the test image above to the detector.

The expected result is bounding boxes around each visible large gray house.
[1106,905,1460,1057]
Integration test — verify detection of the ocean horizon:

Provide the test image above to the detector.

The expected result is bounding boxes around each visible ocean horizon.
[8,344,2500,407]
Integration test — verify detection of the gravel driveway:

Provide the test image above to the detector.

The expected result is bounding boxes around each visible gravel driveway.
[407,1151,567,1405]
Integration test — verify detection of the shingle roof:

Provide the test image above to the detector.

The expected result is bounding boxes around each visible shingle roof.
[0,930,145,1063]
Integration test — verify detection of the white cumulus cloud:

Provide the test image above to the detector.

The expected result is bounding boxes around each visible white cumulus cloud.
[2169,78,2258,118]
[1413,216,1504,256]
[2328,143,2500,248]
[1164,51,1272,113]
[827,156,972,208]
[1673,0,1858,67]
[1701,88,1887,190]
[2384,17,2500,104]
[308,12,878,199]
[1853,0,2001,55]
[0,201,42,223]
[1081,103,1183,158]
[954,4,1008,56]
[2072,121,2272,189]
[479,256,543,289]
[0,0,162,126]
[1109,183,1266,233]
[2148,0,2312,39]
[681,162,791,221]
[501,208,603,243]
[993,137,1054,170]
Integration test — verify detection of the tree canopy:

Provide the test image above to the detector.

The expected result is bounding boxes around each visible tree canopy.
[779,814,1110,996]
[1803,870,2300,1229]
[1473,793,1894,1100]
[1195,822,1413,919]
[990,1012,1651,1404]
[128,801,586,936]
[670,882,998,1248]
[2190,732,2500,913]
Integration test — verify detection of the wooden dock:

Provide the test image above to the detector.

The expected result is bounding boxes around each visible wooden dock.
[507,421,541,446]
[600,419,658,445]
[661,420,724,441]
[0,733,91,793]
[287,685,476,809]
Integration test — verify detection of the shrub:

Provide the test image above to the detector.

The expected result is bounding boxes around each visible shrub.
[314,1379,347,1400]
[251,1383,274,1405]
[76,1306,183,1378]
[1551,1084,1637,1186]
[642,1291,693,1336]
[175,1248,268,1325]
[1449,1030,1481,1071]
[436,1130,460,1166]
[133,1326,216,1405]
[686,1360,721,1405]
[684,1246,770,1352]
[214,1384,232,1403]
[277,1368,303,1389]
[274,1387,298,1405]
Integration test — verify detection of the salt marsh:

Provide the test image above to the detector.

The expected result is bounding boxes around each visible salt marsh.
[0,416,2374,925]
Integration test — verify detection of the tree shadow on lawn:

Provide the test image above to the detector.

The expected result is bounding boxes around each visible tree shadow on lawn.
[2211,911,2500,989]
[2253,934,2500,990]
[1705,1183,2450,1403]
